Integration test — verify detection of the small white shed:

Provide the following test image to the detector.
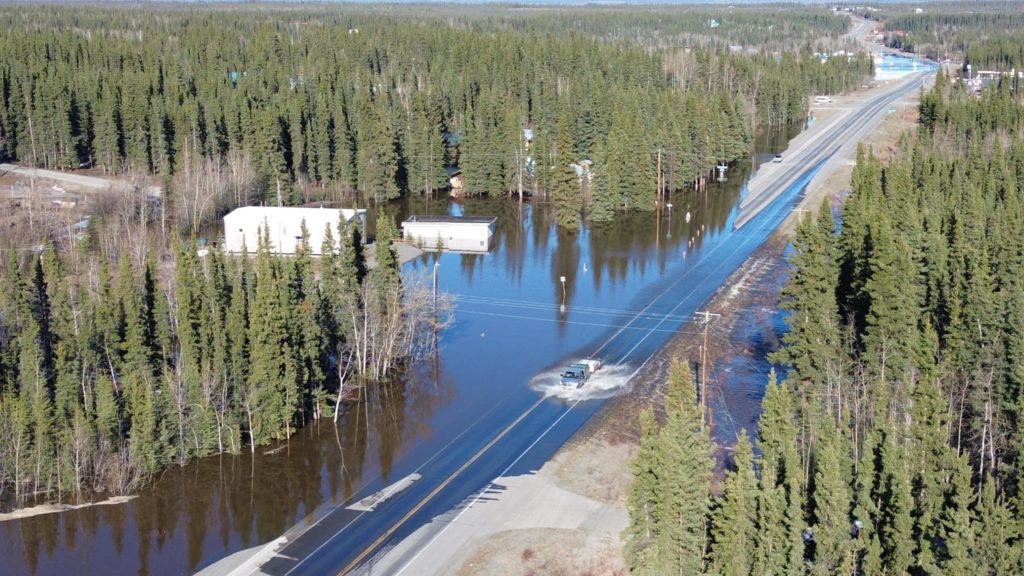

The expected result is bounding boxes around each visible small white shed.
[223,206,366,255]
[401,215,496,253]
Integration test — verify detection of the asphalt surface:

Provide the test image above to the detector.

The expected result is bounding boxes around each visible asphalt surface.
[237,142,827,576]
[231,24,937,576]
[735,69,931,229]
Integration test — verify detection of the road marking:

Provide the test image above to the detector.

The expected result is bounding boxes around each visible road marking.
[341,155,805,575]
[280,65,932,576]
[392,400,581,576]
[347,474,422,512]
[267,366,527,571]
[285,395,548,576]
[386,171,803,574]
[736,71,929,229]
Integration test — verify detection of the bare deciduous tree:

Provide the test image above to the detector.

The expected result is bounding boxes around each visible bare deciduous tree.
[345,272,453,386]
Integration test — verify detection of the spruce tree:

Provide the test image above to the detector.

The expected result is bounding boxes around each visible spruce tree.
[852,432,884,575]
[338,216,367,294]
[654,359,713,575]
[372,214,402,299]
[973,475,1022,574]
[42,248,80,422]
[880,430,914,575]
[773,202,841,393]
[754,371,805,576]
[119,256,164,469]
[625,408,661,574]
[939,456,976,574]
[809,425,852,575]
[710,429,758,576]
[550,108,582,229]
[18,301,54,496]
[587,140,616,224]
[245,225,291,448]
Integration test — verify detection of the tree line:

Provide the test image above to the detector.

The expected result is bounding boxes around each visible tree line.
[625,72,1024,573]
[875,3,1024,67]
[0,3,875,505]
[0,5,870,232]
[445,5,854,52]
[0,214,445,503]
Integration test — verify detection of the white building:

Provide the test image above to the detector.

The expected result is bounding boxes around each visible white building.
[401,215,496,253]
[222,206,366,255]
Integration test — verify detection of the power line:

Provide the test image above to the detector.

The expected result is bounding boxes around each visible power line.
[695,309,721,432]
[455,293,694,322]
[457,307,704,335]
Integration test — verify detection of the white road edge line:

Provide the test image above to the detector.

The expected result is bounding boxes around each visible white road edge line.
[392,399,582,576]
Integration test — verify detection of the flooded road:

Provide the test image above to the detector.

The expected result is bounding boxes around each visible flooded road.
[1,127,799,576]
[875,52,937,82]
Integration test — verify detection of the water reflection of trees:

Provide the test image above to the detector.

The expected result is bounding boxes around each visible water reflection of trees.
[552,227,582,330]
[375,183,747,303]
[579,173,745,294]
[1,129,799,576]
[2,363,453,576]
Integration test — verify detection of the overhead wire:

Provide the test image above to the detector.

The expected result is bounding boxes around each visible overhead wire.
[457,307,704,335]
[455,293,694,322]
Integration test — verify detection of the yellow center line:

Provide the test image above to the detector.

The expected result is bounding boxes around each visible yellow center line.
[335,394,548,575]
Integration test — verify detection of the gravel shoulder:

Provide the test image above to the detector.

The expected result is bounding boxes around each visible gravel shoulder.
[445,64,925,576]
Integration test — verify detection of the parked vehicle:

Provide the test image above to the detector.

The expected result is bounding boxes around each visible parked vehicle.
[559,359,602,388]
[772,154,783,163]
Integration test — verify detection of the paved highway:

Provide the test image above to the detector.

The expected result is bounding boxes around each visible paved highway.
[235,144,831,576]
[735,69,931,229]
[228,32,937,576]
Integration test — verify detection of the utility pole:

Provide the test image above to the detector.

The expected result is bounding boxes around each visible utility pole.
[432,259,440,357]
[516,147,524,203]
[695,310,720,431]
[432,260,440,311]
[656,148,663,205]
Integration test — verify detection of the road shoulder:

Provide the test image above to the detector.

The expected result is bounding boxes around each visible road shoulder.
[439,68,924,576]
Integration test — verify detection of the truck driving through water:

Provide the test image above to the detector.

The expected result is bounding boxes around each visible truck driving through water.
[559,359,602,388]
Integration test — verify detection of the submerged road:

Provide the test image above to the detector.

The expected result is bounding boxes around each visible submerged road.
[227,68,937,576]
[735,69,930,229]
[241,168,823,576]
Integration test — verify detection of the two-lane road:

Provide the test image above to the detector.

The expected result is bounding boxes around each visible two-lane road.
[226,45,937,576]
[735,69,931,228]
[243,149,829,576]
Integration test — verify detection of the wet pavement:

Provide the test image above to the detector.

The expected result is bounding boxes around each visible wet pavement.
[1,127,802,576]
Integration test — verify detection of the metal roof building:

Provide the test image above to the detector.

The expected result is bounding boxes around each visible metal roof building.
[401,215,496,253]
[223,206,366,255]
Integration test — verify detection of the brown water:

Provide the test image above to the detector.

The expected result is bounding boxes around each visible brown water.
[1,125,800,576]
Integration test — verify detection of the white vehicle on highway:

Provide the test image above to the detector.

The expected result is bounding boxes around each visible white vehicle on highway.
[559,359,602,388]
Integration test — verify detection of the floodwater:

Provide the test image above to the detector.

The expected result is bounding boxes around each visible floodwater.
[0,126,801,576]
[875,53,938,82]
[709,250,791,447]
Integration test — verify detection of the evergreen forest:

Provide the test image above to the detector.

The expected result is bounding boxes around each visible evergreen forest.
[0,211,451,501]
[872,2,1024,71]
[0,1,875,515]
[0,4,870,233]
[626,69,1024,574]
